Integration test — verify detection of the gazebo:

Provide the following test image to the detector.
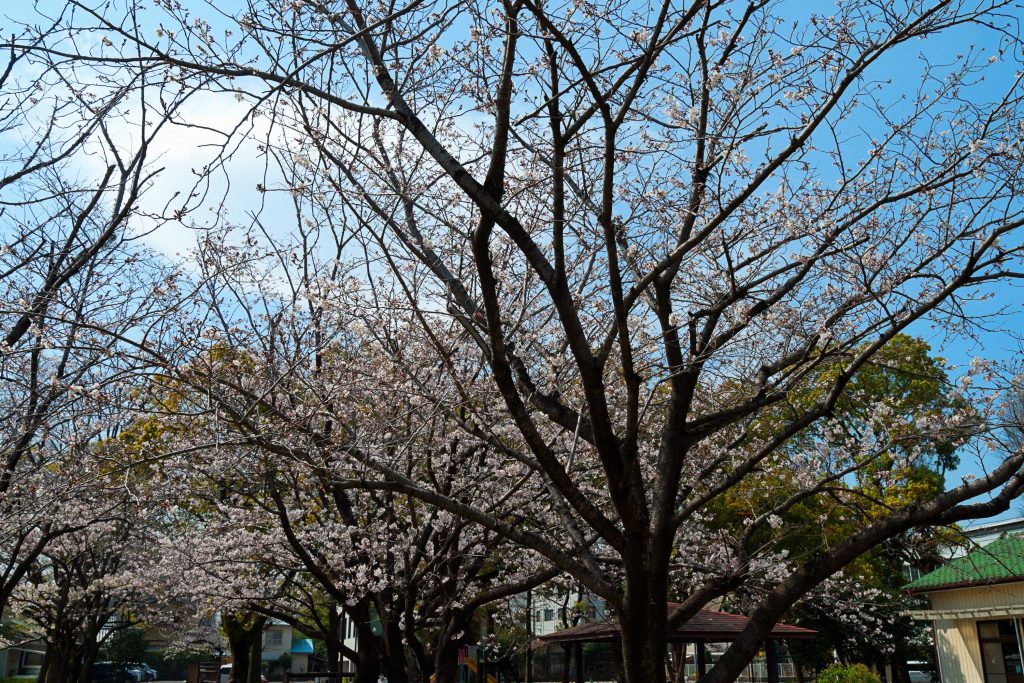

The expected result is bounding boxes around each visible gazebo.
[535,604,816,683]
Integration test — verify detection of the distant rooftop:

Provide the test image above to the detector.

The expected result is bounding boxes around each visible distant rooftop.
[290,638,314,654]
[962,516,1024,534]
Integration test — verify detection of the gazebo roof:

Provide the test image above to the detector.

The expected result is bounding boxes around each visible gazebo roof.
[537,604,817,644]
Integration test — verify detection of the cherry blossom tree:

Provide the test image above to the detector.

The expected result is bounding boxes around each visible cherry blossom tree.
[109,229,559,682]
[12,495,150,683]
[17,0,1024,680]
[0,11,186,626]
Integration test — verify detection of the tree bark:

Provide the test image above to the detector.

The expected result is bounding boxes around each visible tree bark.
[222,611,264,683]
[890,640,912,683]
[74,618,108,683]
[42,638,73,683]
[247,617,266,683]
[353,645,380,683]
[618,571,668,683]
[326,609,341,674]
[381,616,411,683]
[432,612,470,683]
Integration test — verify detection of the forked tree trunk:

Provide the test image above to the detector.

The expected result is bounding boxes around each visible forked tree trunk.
[223,612,265,683]
[432,613,470,683]
[75,619,108,683]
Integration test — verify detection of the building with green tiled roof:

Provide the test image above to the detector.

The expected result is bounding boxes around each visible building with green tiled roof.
[906,533,1024,593]
[906,532,1024,683]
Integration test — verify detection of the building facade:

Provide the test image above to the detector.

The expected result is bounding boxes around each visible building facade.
[262,620,315,675]
[907,533,1024,683]
[0,621,44,678]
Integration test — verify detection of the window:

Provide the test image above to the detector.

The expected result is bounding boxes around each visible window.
[978,620,1024,683]
[264,630,283,647]
[543,609,554,621]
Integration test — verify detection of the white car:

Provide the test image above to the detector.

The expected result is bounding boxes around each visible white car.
[218,664,269,683]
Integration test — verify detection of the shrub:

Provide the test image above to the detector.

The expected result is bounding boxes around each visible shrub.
[818,663,882,683]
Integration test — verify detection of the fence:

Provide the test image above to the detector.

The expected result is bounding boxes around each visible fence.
[185,661,223,683]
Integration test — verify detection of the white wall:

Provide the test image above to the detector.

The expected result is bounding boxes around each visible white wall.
[262,622,293,666]
[933,618,985,683]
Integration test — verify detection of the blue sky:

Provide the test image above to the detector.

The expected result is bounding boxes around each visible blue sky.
[4,0,1024,517]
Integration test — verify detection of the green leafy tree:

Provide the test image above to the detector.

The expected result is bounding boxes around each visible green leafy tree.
[101,626,148,665]
[710,335,970,679]
[818,663,882,683]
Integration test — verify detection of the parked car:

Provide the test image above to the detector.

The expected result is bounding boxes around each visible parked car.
[907,660,938,683]
[219,664,269,683]
[132,662,157,681]
[126,664,147,682]
[89,662,138,683]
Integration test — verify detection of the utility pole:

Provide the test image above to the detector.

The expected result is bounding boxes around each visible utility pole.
[525,589,532,683]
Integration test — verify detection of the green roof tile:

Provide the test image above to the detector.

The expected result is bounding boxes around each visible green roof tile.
[905,533,1024,593]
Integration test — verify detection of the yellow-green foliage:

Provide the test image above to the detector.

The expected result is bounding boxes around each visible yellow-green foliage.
[708,335,968,574]
[817,663,881,683]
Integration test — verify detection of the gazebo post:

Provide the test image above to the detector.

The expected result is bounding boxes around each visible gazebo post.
[534,605,815,683]
[766,639,779,683]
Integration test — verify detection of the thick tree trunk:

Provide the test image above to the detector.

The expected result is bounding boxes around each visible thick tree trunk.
[890,640,912,683]
[247,619,265,683]
[618,571,668,683]
[381,618,411,683]
[431,613,469,683]
[75,621,106,683]
[223,612,263,683]
[348,602,381,683]
[40,615,81,683]
[619,614,667,683]
[433,647,459,683]
[42,640,73,683]
[326,609,341,673]
[37,649,51,683]
[353,645,380,683]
